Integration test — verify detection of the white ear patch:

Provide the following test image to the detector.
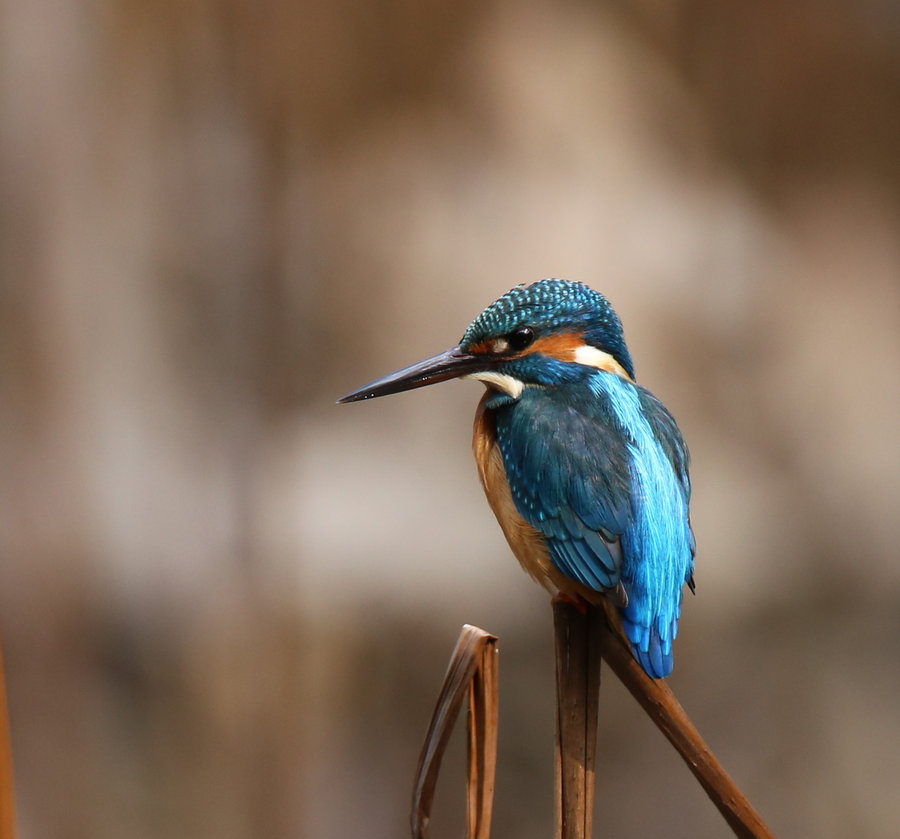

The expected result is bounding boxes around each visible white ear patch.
[464,371,525,399]
[573,345,631,379]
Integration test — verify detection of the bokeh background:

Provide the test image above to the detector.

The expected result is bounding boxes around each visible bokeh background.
[2,1,899,837]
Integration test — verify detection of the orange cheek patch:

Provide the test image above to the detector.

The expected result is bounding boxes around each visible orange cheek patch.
[524,332,584,361]
[468,339,496,355]
[525,333,632,379]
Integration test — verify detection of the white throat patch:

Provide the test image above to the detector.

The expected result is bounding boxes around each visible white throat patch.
[463,370,525,399]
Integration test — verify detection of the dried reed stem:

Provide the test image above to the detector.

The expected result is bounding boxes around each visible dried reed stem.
[466,630,499,839]
[411,625,498,839]
[597,612,775,839]
[0,631,16,839]
[552,600,602,839]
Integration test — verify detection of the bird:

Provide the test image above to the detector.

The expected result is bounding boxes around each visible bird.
[338,279,695,678]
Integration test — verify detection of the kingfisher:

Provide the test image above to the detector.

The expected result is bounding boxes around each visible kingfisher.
[338,279,695,678]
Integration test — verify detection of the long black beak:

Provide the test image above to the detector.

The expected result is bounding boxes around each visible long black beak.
[337,345,490,403]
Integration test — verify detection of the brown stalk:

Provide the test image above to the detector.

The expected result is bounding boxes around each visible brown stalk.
[552,600,602,839]
[411,625,499,839]
[596,609,775,839]
[0,631,16,839]
[466,629,499,839]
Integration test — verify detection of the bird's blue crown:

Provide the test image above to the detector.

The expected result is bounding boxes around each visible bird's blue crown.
[460,279,635,379]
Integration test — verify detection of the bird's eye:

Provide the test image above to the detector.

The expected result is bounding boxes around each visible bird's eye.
[506,326,536,352]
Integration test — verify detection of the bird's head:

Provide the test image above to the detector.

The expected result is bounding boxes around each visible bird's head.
[338,279,634,405]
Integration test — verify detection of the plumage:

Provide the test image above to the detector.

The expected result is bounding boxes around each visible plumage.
[339,278,696,679]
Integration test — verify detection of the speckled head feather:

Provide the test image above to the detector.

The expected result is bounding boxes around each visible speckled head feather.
[460,279,635,380]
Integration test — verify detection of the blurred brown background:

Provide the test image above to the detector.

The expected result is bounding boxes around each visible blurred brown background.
[1,1,899,837]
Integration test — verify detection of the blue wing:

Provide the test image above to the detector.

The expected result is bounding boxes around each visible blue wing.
[492,375,695,678]
[493,385,632,592]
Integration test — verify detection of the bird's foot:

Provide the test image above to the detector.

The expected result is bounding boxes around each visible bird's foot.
[552,592,589,614]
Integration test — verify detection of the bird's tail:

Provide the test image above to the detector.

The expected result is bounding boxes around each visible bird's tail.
[595,600,672,679]
[621,612,675,679]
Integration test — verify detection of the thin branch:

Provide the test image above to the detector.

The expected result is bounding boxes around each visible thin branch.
[467,631,499,839]
[0,629,16,839]
[411,625,499,839]
[553,600,602,839]
[596,610,775,839]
